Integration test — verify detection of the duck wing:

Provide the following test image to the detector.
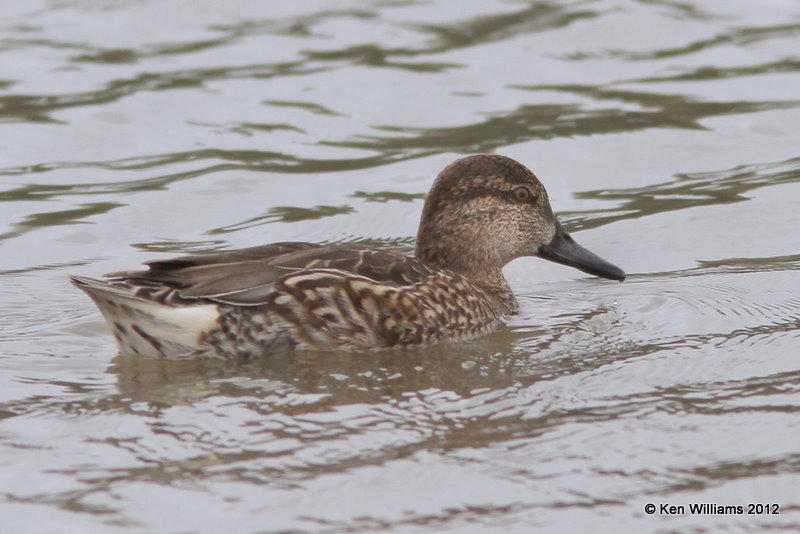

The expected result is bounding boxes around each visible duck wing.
[105,242,437,306]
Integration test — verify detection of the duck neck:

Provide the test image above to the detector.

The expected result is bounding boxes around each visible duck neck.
[415,245,517,315]
[478,274,518,316]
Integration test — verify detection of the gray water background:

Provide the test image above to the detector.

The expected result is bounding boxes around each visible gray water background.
[1,1,799,532]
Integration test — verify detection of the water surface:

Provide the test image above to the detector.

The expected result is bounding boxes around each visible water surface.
[1,1,800,532]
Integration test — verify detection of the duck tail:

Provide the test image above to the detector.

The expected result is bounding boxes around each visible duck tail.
[70,276,220,358]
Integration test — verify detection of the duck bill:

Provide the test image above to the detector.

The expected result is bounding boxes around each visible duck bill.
[538,223,625,281]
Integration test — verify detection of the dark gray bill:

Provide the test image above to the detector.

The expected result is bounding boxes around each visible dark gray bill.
[538,223,625,281]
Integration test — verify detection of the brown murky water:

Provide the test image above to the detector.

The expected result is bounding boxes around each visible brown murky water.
[2,1,800,532]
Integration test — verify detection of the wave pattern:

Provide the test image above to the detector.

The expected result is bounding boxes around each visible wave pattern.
[1,0,800,532]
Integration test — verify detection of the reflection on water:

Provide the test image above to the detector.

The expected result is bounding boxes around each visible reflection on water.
[1,0,800,531]
[210,205,356,234]
[565,156,800,231]
[567,20,800,61]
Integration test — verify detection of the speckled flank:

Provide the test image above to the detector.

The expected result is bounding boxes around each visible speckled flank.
[201,271,516,357]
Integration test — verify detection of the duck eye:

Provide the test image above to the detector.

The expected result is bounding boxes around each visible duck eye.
[512,187,533,203]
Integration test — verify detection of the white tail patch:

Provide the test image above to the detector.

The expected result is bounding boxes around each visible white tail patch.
[72,276,220,358]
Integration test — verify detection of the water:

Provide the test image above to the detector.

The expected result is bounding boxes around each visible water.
[2,0,800,532]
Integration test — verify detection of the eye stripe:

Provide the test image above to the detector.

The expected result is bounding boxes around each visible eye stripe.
[458,186,538,204]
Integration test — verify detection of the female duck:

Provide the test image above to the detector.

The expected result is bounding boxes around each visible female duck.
[72,154,625,358]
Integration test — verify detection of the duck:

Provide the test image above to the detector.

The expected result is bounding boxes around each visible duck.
[72,154,625,359]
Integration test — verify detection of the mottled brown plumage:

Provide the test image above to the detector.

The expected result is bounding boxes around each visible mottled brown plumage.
[72,154,625,358]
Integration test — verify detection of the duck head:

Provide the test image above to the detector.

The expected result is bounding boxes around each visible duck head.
[415,154,625,283]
